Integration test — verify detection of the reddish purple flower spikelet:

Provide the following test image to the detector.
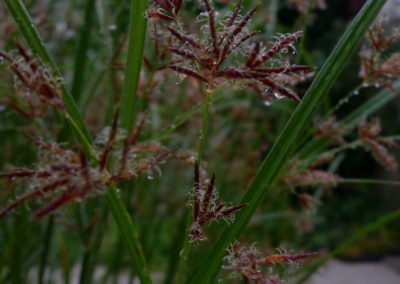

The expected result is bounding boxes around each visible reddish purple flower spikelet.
[0,45,63,119]
[0,113,174,218]
[148,0,314,104]
[359,17,400,92]
[188,163,248,242]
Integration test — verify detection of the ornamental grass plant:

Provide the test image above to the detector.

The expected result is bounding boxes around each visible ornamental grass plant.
[0,0,399,283]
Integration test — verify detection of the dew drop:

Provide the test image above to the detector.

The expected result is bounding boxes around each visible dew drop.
[353,90,360,96]
[274,92,284,99]
[374,82,381,88]
[263,101,272,106]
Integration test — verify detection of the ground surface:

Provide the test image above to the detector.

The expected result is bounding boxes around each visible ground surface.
[309,258,400,284]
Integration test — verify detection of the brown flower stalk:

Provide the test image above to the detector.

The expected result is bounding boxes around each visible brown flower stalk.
[188,163,248,242]
[149,0,314,104]
[358,117,398,171]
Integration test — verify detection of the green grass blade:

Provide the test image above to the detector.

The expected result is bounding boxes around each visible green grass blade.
[3,0,93,153]
[71,0,96,102]
[190,1,387,282]
[120,0,148,131]
[105,186,153,284]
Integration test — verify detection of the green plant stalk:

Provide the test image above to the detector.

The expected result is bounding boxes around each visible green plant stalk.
[175,214,193,284]
[71,0,96,102]
[164,210,188,284]
[190,1,387,283]
[296,209,400,283]
[78,201,109,284]
[38,216,54,284]
[176,87,214,283]
[155,92,222,141]
[4,1,152,283]
[296,0,312,64]
[105,186,152,283]
[339,178,400,187]
[120,0,148,131]
[197,89,212,163]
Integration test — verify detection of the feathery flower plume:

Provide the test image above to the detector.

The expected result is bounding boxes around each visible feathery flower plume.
[315,116,351,145]
[0,44,63,119]
[358,117,398,171]
[148,0,314,104]
[188,163,248,242]
[359,17,400,92]
[0,112,173,218]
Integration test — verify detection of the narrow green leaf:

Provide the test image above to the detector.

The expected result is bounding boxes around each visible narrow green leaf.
[105,186,153,284]
[71,0,96,102]
[190,1,387,283]
[120,0,148,131]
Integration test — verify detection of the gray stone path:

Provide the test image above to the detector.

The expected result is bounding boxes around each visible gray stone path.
[308,258,400,284]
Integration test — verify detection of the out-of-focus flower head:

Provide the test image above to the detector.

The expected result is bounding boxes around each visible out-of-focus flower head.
[358,117,398,171]
[359,16,400,92]
[224,241,316,283]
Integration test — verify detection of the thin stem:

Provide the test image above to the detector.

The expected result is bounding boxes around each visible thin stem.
[38,216,54,284]
[176,214,193,284]
[105,186,152,284]
[176,86,214,283]
[296,0,312,64]
[325,83,364,118]
[339,178,400,187]
[71,0,96,101]
[197,87,213,164]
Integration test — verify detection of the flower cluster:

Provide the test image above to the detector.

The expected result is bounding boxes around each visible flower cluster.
[283,158,340,189]
[148,0,184,21]
[0,44,63,120]
[224,241,316,283]
[359,17,400,92]
[188,163,247,242]
[0,113,173,218]
[315,116,351,145]
[148,0,314,104]
[358,117,398,171]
